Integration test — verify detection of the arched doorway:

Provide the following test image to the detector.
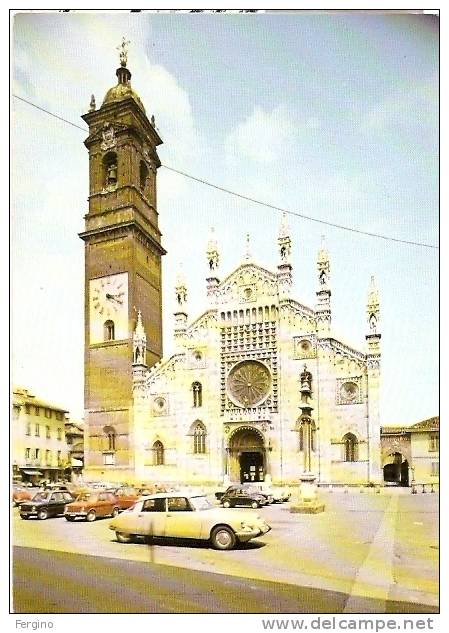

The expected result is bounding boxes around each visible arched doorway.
[227,427,266,483]
[383,452,409,486]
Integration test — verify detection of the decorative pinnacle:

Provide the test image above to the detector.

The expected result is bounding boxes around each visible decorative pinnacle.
[117,37,131,67]
[134,310,145,338]
[279,212,289,238]
[317,235,328,263]
[245,233,251,261]
[89,94,96,112]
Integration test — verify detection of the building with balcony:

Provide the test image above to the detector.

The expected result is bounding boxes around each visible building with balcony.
[12,387,70,484]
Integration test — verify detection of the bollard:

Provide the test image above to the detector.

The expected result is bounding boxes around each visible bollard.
[422,484,427,494]
[411,483,417,494]
[430,483,435,493]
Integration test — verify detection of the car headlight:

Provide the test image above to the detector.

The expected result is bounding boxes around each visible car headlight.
[240,521,254,531]
[31,506,36,512]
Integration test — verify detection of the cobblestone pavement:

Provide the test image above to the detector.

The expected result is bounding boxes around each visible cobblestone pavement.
[12,489,439,612]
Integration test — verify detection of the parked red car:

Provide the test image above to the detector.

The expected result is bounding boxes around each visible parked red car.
[12,484,36,506]
[109,487,141,511]
[64,491,120,522]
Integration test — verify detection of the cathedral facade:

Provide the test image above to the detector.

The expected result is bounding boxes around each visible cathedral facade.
[130,225,382,487]
[82,47,381,486]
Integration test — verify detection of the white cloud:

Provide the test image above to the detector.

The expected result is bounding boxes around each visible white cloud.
[225,104,296,164]
[363,73,438,140]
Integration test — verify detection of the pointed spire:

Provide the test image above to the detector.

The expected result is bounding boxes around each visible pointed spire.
[367,276,380,334]
[245,233,251,261]
[135,310,145,338]
[278,212,292,263]
[316,236,331,336]
[317,235,330,286]
[175,263,188,311]
[278,212,289,239]
[206,227,219,274]
[133,309,147,366]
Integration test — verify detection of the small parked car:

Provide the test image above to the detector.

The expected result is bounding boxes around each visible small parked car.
[109,487,141,511]
[19,490,75,520]
[64,491,120,522]
[245,483,290,503]
[109,492,271,550]
[12,484,34,506]
[220,485,268,509]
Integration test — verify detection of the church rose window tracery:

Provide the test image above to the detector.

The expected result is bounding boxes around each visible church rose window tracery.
[227,360,271,408]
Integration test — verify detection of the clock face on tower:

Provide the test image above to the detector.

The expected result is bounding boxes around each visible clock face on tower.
[89,272,129,344]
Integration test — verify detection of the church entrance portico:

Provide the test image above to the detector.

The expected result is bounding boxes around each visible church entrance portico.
[383,451,409,486]
[226,426,267,483]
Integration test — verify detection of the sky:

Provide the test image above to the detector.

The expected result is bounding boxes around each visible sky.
[11,11,439,425]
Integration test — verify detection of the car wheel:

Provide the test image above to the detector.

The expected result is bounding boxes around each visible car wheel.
[86,510,96,522]
[251,501,259,509]
[37,509,48,520]
[222,500,231,508]
[65,516,75,521]
[115,531,133,544]
[112,507,120,518]
[210,525,236,550]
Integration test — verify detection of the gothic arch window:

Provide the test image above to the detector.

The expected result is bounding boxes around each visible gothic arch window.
[104,320,115,341]
[103,425,116,451]
[139,160,149,190]
[103,152,118,187]
[153,440,164,466]
[192,422,207,454]
[192,382,202,408]
[342,433,358,462]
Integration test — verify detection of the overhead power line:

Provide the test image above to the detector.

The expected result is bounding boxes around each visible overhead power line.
[12,93,439,250]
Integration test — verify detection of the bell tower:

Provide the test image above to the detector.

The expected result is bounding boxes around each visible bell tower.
[79,39,166,480]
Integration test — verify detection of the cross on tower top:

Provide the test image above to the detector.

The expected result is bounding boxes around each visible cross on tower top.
[117,37,131,67]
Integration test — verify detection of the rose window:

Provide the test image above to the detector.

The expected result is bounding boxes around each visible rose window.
[227,360,271,407]
[342,382,358,401]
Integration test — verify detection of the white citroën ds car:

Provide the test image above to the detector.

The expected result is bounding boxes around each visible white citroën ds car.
[109,492,271,550]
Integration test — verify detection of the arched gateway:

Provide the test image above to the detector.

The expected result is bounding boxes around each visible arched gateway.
[227,426,267,483]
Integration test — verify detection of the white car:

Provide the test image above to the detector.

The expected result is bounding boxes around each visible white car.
[109,492,271,550]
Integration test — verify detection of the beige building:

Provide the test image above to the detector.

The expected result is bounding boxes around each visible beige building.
[65,420,85,475]
[381,417,439,486]
[126,221,383,487]
[12,387,70,483]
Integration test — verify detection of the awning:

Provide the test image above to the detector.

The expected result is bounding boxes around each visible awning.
[21,470,43,475]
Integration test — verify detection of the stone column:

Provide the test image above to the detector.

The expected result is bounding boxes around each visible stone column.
[290,365,325,513]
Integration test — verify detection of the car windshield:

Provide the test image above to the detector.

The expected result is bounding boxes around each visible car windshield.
[189,496,213,511]
[76,493,94,502]
[32,493,50,502]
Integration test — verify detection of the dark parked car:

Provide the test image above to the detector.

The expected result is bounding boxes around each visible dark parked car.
[220,485,268,509]
[20,490,75,520]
